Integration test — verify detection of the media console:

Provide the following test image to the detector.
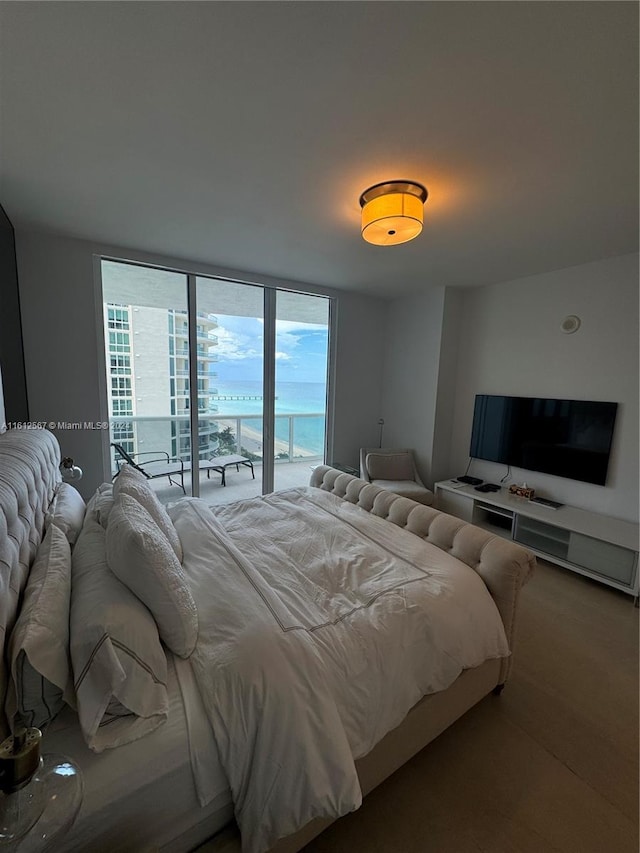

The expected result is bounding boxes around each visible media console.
[434,480,639,600]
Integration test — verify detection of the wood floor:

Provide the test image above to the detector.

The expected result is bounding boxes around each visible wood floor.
[300,560,639,853]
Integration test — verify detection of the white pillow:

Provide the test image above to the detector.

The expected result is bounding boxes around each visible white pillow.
[71,516,169,752]
[113,465,183,561]
[46,482,87,545]
[85,483,114,529]
[6,524,73,730]
[106,494,197,659]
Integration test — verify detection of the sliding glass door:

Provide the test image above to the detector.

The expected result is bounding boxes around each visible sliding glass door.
[194,277,264,502]
[101,259,332,503]
[274,291,330,492]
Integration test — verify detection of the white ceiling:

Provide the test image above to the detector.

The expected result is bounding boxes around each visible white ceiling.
[0,1,637,298]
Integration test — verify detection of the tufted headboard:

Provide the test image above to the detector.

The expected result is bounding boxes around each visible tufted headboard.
[310,465,535,682]
[0,429,61,738]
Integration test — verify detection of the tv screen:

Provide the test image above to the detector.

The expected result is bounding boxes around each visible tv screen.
[470,395,618,486]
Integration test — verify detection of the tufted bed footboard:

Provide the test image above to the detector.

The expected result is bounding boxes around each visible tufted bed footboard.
[309,465,535,685]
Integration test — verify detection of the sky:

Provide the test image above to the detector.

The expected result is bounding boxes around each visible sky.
[213,315,329,384]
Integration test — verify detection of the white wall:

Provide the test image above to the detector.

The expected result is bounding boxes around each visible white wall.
[431,288,463,485]
[16,231,386,497]
[331,291,387,468]
[446,253,639,521]
[380,288,446,485]
[19,230,635,520]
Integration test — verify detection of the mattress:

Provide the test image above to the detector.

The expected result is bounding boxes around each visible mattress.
[46,655,233,853]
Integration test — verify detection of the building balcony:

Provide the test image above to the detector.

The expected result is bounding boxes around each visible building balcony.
[173,310,218,327]
[174,326,218,344]
[108,413,325,506]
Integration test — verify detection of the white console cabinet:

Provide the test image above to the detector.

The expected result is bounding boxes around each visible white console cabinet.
[434,480,639,599]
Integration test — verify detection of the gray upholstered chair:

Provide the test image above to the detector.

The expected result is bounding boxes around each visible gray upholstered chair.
[359,448,434,506]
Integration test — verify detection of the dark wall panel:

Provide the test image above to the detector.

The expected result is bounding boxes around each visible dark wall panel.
[0,204,29,422]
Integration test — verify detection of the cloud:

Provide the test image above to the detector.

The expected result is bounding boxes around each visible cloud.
[214,325,261,361]
[276,320,327,333]
[275,331,301,352]
[212,315,328,382]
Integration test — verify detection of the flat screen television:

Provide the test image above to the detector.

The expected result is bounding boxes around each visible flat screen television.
[470,395,618,486]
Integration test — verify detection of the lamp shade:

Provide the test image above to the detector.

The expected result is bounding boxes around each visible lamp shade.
[60,457,83,481]
[360,180,428,246]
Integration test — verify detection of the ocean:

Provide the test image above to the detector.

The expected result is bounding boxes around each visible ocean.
[212,380,326,456]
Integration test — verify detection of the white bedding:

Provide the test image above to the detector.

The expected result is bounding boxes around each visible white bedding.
[47,655,232,853]
[169,487,510,853]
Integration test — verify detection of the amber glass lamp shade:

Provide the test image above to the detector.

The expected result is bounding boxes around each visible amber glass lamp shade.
[360,181,428,246]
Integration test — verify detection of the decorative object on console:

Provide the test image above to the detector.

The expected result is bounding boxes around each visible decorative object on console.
[359,180,428,246]
[377,418,384,448]
[59,457,82,482]
[509,484,535,499]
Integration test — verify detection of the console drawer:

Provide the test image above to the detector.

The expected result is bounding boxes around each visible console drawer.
[567,533,636,585]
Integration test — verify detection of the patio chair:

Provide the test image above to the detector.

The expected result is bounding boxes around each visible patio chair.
[198,452,255,486]
[359,447,434,505]
[111,443,188,494]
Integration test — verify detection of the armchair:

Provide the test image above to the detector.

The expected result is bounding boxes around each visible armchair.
[359,448,434,505]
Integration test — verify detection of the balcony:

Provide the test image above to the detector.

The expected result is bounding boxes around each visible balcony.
[174,326,218,344]
[109,413,325,505]
[175,346,217,360]
[146,459,315,507]
[173,367,210,377]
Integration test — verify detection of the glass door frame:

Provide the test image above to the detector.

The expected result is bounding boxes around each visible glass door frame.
[98,257,336,497]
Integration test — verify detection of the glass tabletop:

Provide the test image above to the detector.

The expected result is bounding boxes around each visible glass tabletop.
[10,755,83,853]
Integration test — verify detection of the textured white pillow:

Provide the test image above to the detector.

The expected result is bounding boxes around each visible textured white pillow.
[85,483,114,529]
[6,524,73,729]
[46,482,87,546]
[71,516,169,752]
[366,452,414,481]
[106,494,197,659]
[113,464,183,561]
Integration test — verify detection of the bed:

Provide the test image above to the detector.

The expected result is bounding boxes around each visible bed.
[0,429,535,853]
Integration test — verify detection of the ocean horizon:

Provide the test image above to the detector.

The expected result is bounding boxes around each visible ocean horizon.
[212,380,326,456]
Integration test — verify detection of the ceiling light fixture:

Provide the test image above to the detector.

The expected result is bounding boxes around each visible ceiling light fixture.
[359,180,428,246]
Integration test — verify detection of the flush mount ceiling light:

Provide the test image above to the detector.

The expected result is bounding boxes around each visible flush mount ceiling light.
[359,180,428,246]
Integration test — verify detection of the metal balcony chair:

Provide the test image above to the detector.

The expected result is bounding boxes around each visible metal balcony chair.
[111,443,188,494]
[359,447,434,506]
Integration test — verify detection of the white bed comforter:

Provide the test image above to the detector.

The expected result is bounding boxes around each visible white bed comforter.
[169,488,509,853]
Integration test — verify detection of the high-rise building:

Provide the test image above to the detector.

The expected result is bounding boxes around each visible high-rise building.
[105,303,218,471]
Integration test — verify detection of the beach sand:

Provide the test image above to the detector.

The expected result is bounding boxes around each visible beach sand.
[240,422,316,458]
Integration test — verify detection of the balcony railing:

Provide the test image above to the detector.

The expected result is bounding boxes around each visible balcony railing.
[174,326,219,344]
[108,413,325,469]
